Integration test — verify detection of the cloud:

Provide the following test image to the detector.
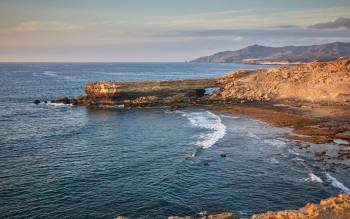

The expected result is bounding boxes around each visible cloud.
[309,17,350,29]
[269,25,300,29]
[155,28,350,39]
[4,21,83,33]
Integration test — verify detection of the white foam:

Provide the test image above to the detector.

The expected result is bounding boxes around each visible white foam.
[247,132,259,139]
[307,173,323,183]
[333,139,349,145]
[42,71,58,77]
[325,172,350,194]
[182,111,226,149]
[47,102,72,107]
[287,148,301,156]
[270,157,279,164]
[263,139,287,148]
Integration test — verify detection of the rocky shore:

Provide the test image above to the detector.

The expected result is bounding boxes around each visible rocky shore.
[50,58,350,106]
[114,194,350,219]
[49,58,350,149]
[48,58,350,218]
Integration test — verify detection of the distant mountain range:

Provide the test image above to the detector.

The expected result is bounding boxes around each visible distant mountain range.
[191,42,350,64]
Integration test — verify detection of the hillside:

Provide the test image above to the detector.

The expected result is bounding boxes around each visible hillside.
[192,42,350,64]
[211,58,350,104]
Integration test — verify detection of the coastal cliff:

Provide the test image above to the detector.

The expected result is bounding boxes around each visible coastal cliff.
[72,78,219,107]
[60,58,350,107]
[212,58,350,103]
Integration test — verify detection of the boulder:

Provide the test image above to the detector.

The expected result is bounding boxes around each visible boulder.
[34,99,40,104]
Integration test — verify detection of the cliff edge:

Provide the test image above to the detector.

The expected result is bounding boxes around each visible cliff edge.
[211,58,350,104]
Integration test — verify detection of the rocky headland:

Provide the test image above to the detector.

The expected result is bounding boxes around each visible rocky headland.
[53,58,350,107]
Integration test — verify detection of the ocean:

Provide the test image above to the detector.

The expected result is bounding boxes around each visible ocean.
[0,62,349,218]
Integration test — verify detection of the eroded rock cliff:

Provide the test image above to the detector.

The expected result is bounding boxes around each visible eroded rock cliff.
[54,58,350,107]
[212,58,350,104]
[83,79,220,106]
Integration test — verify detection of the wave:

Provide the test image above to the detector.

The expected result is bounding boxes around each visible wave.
[46,102,72,107]
[181,111,226,149]
[42,71,58,77]
[247,132,259,139]
[325,172,350,194]
[270,157,279,164]
[263,139,287,148]
[307,173,323,183]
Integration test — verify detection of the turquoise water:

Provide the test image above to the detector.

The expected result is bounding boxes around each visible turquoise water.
[0,63,349,218]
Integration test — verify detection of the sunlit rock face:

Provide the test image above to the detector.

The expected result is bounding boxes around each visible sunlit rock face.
[213,58,350,104]
[83,79,221,106]
[251,194,350,219]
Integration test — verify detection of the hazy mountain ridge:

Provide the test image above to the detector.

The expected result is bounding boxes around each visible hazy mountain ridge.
[192,42,350,64]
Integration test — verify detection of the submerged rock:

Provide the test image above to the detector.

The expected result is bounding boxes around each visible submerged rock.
[314,151,327,157]
[202,160,210,166]
[220,153,227,158]
[34,99,40,104]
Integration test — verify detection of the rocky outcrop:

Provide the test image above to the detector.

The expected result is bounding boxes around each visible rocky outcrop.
[211,58,350,104]
[168,212,234,219]
[251,194,350,219]
[51,58,350,107]
[114,194,350,219]
[81,79,220,106]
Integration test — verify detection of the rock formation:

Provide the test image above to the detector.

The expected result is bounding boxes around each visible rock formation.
[212,58,350,104]
[251,193,350,219]
[114,194,350,219]
[52,58,350,107]
[79,79,220,106]
[51,58,350,109]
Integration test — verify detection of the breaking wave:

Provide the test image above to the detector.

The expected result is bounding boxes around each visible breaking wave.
[307,173,323,183]
[325,172,350,194]
[180,111,226,149]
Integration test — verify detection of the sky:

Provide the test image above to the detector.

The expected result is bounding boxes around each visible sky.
[0,0,350,62]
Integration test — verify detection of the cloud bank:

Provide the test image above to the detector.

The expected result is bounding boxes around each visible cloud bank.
[309,17,350,29]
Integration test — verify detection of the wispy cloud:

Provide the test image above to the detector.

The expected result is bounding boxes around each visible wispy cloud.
[3,21,83,33]
[309,17,350,29]
[161,7,350,29]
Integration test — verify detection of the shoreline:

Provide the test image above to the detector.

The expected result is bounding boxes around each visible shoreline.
[46,59,350,218]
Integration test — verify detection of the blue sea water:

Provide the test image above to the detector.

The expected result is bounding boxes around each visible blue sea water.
[0,62,349,219]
